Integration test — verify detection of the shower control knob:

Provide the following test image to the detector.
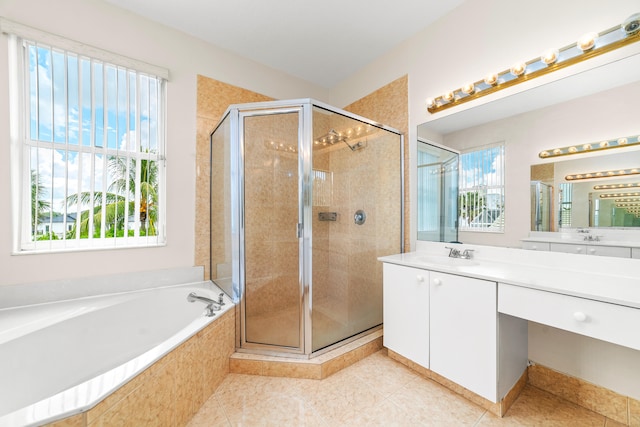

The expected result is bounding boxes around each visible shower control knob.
[573,312,587,322]
[416,275,424,282]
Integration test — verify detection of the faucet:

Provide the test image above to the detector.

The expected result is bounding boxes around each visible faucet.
[187,292,225,317]
[445,247,474,259]
[583,234,600,242]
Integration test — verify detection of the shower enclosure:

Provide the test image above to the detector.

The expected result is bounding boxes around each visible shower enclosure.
[210,99,403,357]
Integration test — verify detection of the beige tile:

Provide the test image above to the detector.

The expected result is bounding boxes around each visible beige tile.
[45,413,85,427]
[345,349,417,397]
[529,363,628,424]
[186,395,231,427]
[229,357,263,375]
[331,397,422,427]
[630,397,640,427]
[388,375,486,426]
[263,360,321,379]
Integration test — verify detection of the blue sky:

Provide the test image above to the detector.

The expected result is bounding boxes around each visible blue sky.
[28,43,159,212]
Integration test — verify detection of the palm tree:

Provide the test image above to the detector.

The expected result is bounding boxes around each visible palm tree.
[65,156,158,238]
[31,169,51,234]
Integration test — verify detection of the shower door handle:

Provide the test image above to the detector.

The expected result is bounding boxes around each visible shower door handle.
[297,223,303,238]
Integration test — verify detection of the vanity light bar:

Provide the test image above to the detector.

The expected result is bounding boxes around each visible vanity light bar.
[426,13,640,114]
[594,182,640,190]
[599,192,640,198]
[614,197,640,202]
[565,167,640,181]
[540,135,640,159]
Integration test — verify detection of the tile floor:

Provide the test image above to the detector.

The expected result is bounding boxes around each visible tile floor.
[188,349,625,427]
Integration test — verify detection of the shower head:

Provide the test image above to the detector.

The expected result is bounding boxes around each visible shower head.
[324,129,366,151]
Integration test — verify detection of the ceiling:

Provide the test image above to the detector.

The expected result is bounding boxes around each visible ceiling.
[102,0,464,88]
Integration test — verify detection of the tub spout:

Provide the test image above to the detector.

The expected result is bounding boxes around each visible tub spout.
[187,292,221,317]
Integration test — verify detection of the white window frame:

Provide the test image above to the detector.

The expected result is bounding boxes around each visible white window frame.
[458,142,505,233]
[3,18,169,253]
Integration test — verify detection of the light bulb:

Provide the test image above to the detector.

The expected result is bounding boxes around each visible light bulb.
[426,98,435,108]
[577,32,598,51]
[541,49,559,65]
[443,91,455,102]
[484,73,498,85]
[461,83,475,95]
[510,62,526,76]
[618,137,628,145]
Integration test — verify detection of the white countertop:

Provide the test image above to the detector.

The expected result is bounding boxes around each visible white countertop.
[379,243,640,310]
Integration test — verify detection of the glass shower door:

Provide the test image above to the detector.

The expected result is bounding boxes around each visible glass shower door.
[241,109,303,351]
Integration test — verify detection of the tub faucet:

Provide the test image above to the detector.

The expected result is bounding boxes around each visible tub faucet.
[187,292,223,317]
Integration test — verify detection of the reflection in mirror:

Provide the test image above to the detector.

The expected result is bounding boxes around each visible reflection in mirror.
[417,139,459,242]
[531,150,640,230]
[417,51,640,248]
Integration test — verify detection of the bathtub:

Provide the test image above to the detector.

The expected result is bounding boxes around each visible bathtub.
[0,273,233,427]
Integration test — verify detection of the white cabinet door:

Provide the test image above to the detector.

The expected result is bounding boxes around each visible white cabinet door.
[430,272,497,402]
[383,263,429,368]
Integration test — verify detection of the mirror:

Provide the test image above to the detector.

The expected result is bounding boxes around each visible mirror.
[417,50,640,248]
[531,150,640,230]
[417,139,459,243]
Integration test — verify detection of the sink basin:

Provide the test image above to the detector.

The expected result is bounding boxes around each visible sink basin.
[415,255,479,266]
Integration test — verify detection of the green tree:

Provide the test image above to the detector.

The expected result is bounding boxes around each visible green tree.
[66,156,158,238]
[458,191,485,226]
[31,169,51,234]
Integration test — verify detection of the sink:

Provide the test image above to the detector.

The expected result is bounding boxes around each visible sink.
[415,255,479,266]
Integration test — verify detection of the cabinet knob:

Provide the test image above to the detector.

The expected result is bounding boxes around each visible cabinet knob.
[573,311,587,322]
[576,247,583,253]
[588,248,596,254]
[532,245,537,250]
[433,278,442,286]
[416,275,425,283]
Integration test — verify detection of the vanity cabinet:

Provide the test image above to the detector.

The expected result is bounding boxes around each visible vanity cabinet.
[429,272,497,401]
[548,242,631,258]
[382,262,528,403]
[522,239,634,258]
[382,263,430,368]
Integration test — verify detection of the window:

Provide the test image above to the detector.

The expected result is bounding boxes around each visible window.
[559,183,573,228]
[5,21,168,252]
[458,143,505,232]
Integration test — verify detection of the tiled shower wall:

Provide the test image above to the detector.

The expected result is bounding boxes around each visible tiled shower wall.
[197,75,409,280]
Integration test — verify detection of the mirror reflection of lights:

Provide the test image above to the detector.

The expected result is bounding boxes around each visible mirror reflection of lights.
[565,167,640,181]
[539,135,640,158]
[594,182,640,190]
[599,192,640,198]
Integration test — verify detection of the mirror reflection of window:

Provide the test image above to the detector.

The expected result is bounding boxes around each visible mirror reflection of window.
[459,143,505,233]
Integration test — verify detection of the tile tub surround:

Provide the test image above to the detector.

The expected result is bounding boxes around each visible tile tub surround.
[0,267,231,427]
[44,308,235,427]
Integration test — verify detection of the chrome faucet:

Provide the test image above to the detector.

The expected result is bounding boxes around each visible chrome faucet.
[187,292,225,317]
[445,247,474,259]
[583,234,600,242]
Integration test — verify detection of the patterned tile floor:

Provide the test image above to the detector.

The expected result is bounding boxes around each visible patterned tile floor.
[188,349,625,427]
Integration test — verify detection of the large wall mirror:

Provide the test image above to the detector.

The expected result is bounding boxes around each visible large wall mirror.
[417,47,640,248]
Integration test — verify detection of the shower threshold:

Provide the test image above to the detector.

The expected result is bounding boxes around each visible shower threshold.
[230,328,383,379]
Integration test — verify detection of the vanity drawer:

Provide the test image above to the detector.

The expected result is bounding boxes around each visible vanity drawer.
[549,243,631,258]
[521,241,550,251]
[498,283,640,351]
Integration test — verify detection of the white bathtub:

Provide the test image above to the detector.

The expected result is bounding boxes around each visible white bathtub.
[0,277,233,427]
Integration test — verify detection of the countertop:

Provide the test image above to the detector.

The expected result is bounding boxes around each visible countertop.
[379,246,640,310]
